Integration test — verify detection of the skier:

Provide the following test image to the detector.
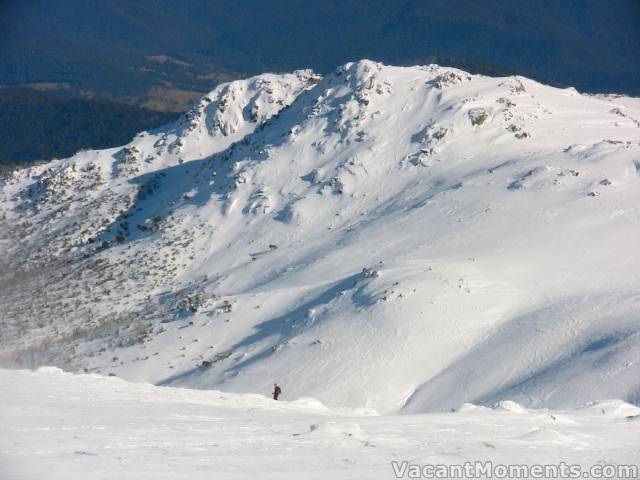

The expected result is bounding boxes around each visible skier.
[273,383,282,400]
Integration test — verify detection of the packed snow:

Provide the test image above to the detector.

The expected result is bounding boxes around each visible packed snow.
[2,368,639,480]
[1,61,639,415]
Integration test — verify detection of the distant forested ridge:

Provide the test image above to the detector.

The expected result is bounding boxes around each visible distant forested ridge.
[0,0,638,167]
[2,0,638,97]
[0,87,175,168]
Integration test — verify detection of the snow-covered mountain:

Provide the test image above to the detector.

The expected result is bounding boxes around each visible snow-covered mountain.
[1,60,639,414]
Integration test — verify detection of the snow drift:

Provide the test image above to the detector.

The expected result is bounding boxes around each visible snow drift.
[2,368,639,480]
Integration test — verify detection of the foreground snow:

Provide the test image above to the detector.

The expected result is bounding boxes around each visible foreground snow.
[1,368,639,480]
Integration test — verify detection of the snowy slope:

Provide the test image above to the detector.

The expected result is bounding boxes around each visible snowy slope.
[1,61,639,414]
[2,368,639,480]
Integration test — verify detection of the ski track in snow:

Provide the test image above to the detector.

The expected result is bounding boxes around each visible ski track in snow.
[1,368,639,480]
[1,61,640,415]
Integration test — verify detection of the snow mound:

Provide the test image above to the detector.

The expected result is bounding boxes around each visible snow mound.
[515,428,586,446]
[575,400,640,418]
[289,397,332,412]
[456,403,492,413]
[493,400,530,414]
[309,421,362,437]
[35,366,66,375]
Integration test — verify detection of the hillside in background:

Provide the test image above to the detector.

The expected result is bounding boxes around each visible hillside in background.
[0,0,640,97]
[0,0,638,166]
[1,62,639,413]
[2,0,639,97]
[0,87,175,168]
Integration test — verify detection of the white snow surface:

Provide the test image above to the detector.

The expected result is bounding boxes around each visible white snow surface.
[1,368,639,480]
[1,60,640,414]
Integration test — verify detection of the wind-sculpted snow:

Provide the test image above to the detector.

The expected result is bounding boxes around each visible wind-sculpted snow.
[2,368,639,480]
[1,61,639,413]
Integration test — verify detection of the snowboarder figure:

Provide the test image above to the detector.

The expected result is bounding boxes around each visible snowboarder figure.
[273,383,282,400]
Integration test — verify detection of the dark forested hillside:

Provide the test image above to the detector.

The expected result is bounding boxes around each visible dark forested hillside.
[0,0,638,167]
[0,87,175,168]
[2,0,638,97]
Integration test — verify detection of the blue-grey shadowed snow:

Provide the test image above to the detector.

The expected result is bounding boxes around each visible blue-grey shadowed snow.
[403,293,640,413]
[158,271,366,387]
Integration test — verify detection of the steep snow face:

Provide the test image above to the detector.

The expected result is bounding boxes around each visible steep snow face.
[1,60,639,413]
[0,68,320,364]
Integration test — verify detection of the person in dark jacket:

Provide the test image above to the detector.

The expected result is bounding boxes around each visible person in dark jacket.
[273,383,282,400]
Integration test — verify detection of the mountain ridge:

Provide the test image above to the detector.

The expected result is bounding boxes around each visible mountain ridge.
[1,60,639,413]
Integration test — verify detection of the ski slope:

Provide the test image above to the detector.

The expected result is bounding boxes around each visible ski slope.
[2,368,639,480]
[1,61,639,414]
